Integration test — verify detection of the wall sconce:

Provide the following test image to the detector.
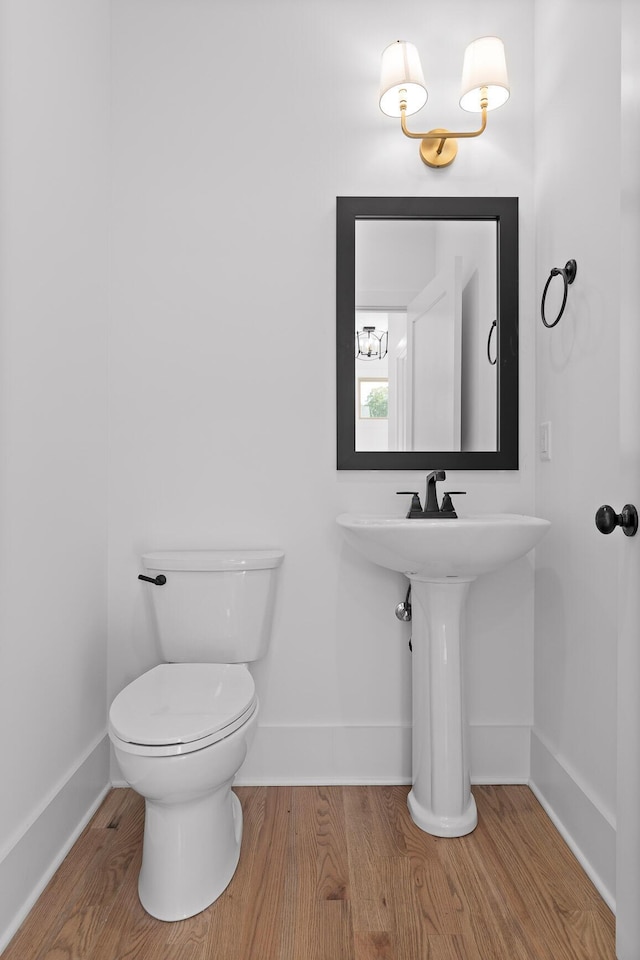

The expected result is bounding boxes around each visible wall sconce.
[379,36,510,168]
[356,326,388,360]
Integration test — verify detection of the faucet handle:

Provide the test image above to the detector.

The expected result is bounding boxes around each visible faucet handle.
[397,491,423,518]
[441,491,466,515]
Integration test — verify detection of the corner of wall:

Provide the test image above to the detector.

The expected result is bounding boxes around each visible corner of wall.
[529,729,616,911]
[0,736,111,954]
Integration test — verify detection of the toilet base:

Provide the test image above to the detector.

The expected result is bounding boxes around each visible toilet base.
[139,785,243,921]
[110,686,258,922]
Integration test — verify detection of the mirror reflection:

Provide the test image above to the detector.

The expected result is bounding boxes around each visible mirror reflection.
[355,219,496,453]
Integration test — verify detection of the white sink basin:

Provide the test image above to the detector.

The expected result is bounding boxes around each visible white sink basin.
[336,513,550,580]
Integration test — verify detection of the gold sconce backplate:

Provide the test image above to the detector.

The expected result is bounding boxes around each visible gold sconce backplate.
[419,129,458,168]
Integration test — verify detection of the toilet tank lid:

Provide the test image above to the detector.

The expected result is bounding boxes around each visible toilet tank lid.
[142,549,284,572]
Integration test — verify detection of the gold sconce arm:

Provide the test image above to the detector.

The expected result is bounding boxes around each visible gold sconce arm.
[399,88,489,167]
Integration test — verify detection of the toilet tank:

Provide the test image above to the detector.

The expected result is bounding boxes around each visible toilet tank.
[141,549,284,663]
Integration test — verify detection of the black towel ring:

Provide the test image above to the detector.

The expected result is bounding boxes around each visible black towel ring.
[541,259,577,328]
[487,319,497,365]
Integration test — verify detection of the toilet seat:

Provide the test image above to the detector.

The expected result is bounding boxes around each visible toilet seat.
[109,663,257,758]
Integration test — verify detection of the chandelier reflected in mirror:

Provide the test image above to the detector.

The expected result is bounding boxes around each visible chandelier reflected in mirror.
[356,325,388,360]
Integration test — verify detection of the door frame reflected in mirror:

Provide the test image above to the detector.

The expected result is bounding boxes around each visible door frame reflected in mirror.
[336,196,519,470]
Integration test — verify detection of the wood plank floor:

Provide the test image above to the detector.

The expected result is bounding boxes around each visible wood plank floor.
[3,785,615,960]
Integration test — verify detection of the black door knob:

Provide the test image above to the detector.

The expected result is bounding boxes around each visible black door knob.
[595,504,638,537]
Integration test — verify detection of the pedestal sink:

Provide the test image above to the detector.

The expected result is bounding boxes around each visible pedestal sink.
[336,513,550,837]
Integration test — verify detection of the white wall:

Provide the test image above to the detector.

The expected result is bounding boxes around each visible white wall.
[533,0,621,907]
[109,0,536,785]
[0,0,111,948]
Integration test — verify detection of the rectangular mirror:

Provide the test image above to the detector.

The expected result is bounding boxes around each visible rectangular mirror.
[336,197,518,470]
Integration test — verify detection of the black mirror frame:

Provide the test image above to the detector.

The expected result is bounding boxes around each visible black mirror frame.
[336,196,519,471]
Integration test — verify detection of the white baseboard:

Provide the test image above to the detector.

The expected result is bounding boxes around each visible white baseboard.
[232,722,530,786]
[0,734,111,954]
[529,729,616,912]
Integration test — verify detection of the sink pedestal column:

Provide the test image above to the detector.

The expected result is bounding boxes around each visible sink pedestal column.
[407,576,478,837]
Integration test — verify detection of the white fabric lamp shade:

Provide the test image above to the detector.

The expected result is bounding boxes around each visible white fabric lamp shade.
[379,40,428,117]
[459,36,509,112]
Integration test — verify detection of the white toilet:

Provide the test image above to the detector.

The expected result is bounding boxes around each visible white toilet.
[108,548,284,922]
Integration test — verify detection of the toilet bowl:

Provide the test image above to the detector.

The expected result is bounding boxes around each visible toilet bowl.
[109,549,283,921]
[109,662,259,921]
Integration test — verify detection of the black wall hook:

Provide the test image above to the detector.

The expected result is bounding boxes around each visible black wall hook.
[541,259,577,328]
